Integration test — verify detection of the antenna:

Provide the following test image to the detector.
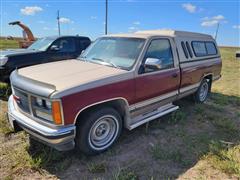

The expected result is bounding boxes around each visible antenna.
[105,0,108,35]
[57,10,61,36]
[215,22,220,40]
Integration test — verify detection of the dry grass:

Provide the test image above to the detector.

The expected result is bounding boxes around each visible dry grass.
[0,39,19,50]
[212,47,240,96]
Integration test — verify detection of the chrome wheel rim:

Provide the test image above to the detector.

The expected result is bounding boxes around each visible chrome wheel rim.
[88,115,119,150]
[199,82,208,101]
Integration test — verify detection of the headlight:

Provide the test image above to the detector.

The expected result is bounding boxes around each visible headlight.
[32,96,63,125]
[45,100,52,109]
[0,56,8,66]
[36,97,43,106]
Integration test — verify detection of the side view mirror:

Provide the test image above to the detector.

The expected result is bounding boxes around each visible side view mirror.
[49,45,60,51]
[144,58,163,71]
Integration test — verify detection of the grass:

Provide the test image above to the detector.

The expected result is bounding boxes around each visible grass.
[169,109,186,124]
[205,141,240,177]
[113,167,138,180]
[0,39,19,50]
[87,162,106,173]
[212,47,240,96]
[0,101,13,134]
[0,82,11,100]
[0,45,239,179]
[150,144,184,163]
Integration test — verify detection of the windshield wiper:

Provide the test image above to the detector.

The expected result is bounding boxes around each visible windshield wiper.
[91,57,118,68]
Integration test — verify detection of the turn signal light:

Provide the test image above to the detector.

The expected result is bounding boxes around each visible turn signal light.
[52,101,63,125]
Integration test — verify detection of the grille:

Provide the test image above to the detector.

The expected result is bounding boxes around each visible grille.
[13,87,30,113]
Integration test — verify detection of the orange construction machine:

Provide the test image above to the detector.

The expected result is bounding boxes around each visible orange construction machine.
[9,21,36,48]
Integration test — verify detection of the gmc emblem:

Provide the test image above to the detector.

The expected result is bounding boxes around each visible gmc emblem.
[13,95,21,104]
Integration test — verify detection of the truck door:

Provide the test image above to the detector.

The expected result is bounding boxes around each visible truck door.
[45,37,77,62]
[135,38,180,109]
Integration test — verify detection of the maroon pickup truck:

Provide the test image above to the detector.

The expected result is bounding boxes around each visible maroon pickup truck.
[8,30,222,155]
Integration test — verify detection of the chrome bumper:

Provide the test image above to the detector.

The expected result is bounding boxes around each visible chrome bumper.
[8,95,76,151]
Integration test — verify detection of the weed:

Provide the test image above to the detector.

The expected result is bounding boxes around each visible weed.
[113,167,138,180]
[236,111,240,118]
[205,141,240,177]
[0,101,13,135]
[28,139,72,172]
[87,162,106,173]
[0,113,13,135]
[208,116,239,135]
[194,104,205,115]
[0,83,11,100]
[210,94,229,105]
[169,110,186,124]
[150,145,183,163]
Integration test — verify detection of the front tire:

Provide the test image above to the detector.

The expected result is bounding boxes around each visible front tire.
[75,107,122,155]
[194,79,210,103]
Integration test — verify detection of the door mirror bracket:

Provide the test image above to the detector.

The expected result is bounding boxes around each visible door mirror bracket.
[49,45,60,52]
[144,58,163,72]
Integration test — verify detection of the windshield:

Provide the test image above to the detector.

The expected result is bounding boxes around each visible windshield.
[28,37,55,51]
[78,37,145,70]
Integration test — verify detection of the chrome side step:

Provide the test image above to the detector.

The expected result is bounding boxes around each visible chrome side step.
[128,103,179,130]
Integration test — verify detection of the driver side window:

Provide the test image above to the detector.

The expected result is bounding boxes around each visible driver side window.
[144,39,174,73]
[51,38,76,53]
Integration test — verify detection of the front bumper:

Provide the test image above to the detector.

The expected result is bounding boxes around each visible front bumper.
[8,95,76,151]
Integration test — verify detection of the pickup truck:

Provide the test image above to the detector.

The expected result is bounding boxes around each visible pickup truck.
[0,35,91,82]
[8,30,222,155]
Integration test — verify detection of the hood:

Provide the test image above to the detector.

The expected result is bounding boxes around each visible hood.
[0,49,41,57]
[18,59,127,92]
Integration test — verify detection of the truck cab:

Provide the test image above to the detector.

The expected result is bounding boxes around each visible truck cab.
[8,30,221,155]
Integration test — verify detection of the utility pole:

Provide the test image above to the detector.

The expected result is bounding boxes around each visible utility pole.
[215,22,220,40]
[57,10,61,36]
[105,0,108,35]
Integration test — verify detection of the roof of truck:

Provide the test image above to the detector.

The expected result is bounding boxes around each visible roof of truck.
[42,35,90,40]
[107,29,213,39]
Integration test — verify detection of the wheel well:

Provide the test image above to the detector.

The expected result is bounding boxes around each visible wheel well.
[75,99,128,126]
[203,74,213,91]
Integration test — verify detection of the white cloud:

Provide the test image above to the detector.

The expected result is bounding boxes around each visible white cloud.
[43,27,50,30]
[38,20,45,24]
[182,3,196,13]
[212,15,225,20]
[21,6,43,15]
[59,17,73,24]
[233,25,240,29]
[128,26,140,32]
[201,20,219,27]
[90,16,97,20]
[201,15,226,27]
[128,27,136,30]
[133,21,140,25]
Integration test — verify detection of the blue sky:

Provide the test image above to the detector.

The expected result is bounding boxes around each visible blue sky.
[0,0,239,46]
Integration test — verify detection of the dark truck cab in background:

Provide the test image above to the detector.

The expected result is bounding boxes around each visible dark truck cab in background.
[0,35,91,82]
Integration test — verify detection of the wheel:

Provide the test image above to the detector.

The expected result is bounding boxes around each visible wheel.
[194,79,210,103]
[75,107,122,155]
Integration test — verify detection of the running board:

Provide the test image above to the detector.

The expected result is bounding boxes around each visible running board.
[128,103,179,130]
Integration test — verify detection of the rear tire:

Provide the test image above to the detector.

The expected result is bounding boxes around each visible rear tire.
[194,79,210,103]
[75,107,122,155]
